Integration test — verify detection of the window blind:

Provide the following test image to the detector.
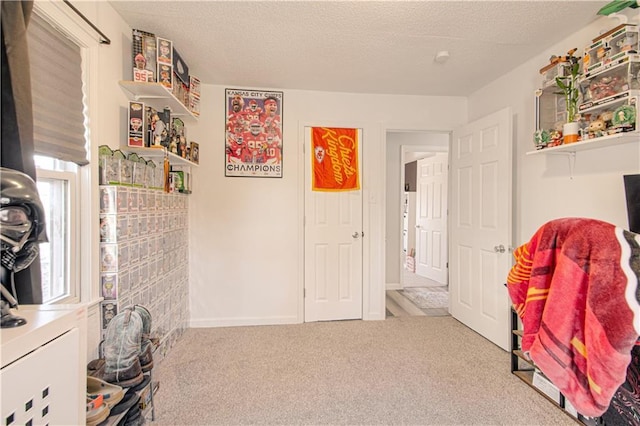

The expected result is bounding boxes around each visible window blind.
[27,13,88,165]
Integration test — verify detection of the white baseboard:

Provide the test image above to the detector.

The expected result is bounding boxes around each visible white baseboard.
[190,316,300,328]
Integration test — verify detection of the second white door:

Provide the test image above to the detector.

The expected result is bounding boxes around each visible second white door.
[415,153,448,284]
[449,107,513,351]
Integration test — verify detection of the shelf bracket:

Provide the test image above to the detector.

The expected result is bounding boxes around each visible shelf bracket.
[546,151,576,179]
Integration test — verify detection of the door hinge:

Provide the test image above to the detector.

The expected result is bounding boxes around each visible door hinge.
[303,288,306,298]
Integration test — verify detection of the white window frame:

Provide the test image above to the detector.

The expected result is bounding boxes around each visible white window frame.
[35,167,79,303]
[33,1,101,304]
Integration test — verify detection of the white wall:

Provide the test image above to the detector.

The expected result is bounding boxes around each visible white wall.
[468,11,640,244]
[187,89,467,327]
[63,1,639,337]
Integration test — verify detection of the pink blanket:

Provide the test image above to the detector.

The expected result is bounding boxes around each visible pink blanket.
[507,218,640,417]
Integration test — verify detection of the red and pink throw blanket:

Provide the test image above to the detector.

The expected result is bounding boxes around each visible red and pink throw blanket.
[507,218,640,417]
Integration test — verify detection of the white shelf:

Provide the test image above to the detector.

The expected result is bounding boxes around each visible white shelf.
[527,131,639,155]
[126,146,198,167]
[118,81,197,121]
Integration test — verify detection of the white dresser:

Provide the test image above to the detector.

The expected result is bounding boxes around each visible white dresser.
[1,304,87,425]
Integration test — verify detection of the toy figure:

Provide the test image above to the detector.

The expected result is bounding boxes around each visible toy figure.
[533,129,550,149]
[548,128,563,147]
[134,53,146,69]
[1,168,48,328]
[616,33,638,53]
[612,105,637,129]
[587,117,606,138]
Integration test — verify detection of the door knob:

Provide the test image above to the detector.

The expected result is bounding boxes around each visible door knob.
[494,244,506,253]
[352,232,360,239]
[415,224,421,228]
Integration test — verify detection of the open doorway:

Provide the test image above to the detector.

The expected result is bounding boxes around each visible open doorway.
[384,130,450,318]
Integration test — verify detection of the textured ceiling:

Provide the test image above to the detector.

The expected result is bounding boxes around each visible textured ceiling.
[110,1,610,96]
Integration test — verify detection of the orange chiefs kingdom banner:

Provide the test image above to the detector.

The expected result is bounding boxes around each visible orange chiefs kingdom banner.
[311,127,360,191]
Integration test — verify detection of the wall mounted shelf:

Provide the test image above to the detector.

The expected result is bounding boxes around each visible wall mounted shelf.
[126,146,198,168]
[526,132,638,155]
[118,81,197,122]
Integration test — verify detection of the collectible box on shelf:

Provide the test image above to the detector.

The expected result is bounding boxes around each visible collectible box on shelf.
[579,55,640,106]
[189,76,201,98]
[608,24,639,60]
[583,24,639,78]
[132,29,156,82]
[128,101,146,147]
[579,92,638,140]
[189,95,200,117]
[104,150,133,186]
[540,60,569,88]
[148,107,171,148]
[172,47,189,86]
[157,38,172,65]
[100,214,117,243]
[583,37,608,75]
[533,85,567,149]
[189,75,201,117]
[171,74,189,109]
[101,274,117,300]
[189,141,199,164]
[158,63,173,90]
[127,152,146,187]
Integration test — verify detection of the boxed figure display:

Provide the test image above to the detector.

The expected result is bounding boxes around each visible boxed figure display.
[148,107,171,148]
[99,145,115,185]
[607,25,639,64]
[158,63,173,90]
[128,152,145,187]
[101,301,117,329]
[190,75,201,98]
[101,274,118,300]
[100,186,117,214]
[128,101,146,147]
[584,38,609,76]
[189,141,199,164]
[584,24,639,78]
[108,150,132,185]
[118,244,129,271]
[100,215,117,243]
[117,186,128,213]
[132,29,156,82]
[172,47,189,86]
[171,74,189,108]
[101,244,118,273]
[579,55,640,105]
[157,37,172,64]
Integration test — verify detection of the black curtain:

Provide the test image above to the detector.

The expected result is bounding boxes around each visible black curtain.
[1,1,43,304]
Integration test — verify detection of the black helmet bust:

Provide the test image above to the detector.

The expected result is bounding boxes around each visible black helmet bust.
[0,167,48,328]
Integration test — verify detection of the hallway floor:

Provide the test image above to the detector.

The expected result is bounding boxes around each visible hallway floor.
[386,269,449,318]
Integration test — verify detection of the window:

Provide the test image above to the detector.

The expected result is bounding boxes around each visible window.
[34,156,78,303]
[27,3,97,304]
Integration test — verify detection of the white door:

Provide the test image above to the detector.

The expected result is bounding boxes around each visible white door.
[449,108,513,351]
[415,154,448,284]
[304,127,363,322]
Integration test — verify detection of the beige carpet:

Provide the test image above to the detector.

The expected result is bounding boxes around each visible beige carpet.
[152,316,575,425]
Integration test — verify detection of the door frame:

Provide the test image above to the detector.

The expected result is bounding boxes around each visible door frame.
[298,121,371,322]
[384,128,451,293]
